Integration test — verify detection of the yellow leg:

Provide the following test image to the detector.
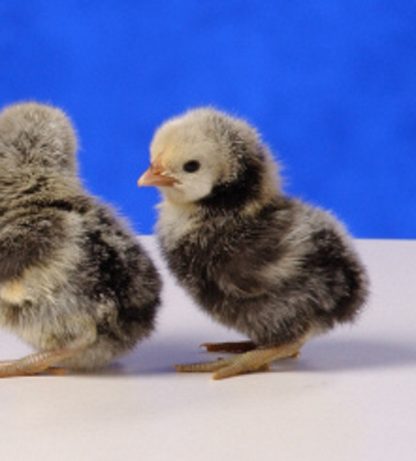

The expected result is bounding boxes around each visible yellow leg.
[0,337,93,378]
[176,340,303,380]
[0,359,74,376]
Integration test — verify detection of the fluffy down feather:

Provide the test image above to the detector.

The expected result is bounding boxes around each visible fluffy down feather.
[139,107,369,378]
[0,102,161,373]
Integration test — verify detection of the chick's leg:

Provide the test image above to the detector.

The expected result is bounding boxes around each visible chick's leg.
[200,340,257,353]
[0,337,94,378]
[176,340,303,380]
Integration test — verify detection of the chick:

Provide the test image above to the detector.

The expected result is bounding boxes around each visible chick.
[0,102,161,377]
[138,107,369,380]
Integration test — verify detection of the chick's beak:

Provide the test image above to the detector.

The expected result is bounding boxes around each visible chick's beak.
[138,163,177,187]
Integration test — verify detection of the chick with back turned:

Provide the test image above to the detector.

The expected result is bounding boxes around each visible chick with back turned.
[0,102,161,377]
[138,107,369,380]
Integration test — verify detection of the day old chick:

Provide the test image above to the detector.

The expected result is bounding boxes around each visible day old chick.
[0,102,161,377]
[139,107,369,380]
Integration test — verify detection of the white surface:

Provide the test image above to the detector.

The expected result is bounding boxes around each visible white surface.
[0,238,415,461]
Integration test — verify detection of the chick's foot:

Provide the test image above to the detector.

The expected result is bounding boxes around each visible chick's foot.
[176,341,303,380]
[0,360,66,375]
[0,339,91,378]
[200,340,257,353]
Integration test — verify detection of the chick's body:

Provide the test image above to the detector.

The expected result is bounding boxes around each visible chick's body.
[0,103,161,375]
[140,107,369,379]
[160,198,365,348]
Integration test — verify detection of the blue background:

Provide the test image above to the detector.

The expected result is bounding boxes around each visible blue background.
[1,1,415,238]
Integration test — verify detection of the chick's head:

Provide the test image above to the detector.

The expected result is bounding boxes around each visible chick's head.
[0,102,78,175]
[139,108,280,206]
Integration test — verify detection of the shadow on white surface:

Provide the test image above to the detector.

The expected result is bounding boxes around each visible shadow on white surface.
[77,335,211,377]
[301,338,416,372]
[86,336,416,378]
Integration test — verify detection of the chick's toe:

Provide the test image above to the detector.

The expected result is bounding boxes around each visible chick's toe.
[201,340,257,353]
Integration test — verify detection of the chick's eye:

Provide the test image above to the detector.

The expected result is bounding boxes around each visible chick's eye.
[183,160,200,173]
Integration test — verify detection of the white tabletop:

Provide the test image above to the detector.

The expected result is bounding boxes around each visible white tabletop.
[0,238,415,461]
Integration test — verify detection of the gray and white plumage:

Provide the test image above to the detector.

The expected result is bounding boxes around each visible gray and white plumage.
[0,102,161,375]
[139,107,369,378]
